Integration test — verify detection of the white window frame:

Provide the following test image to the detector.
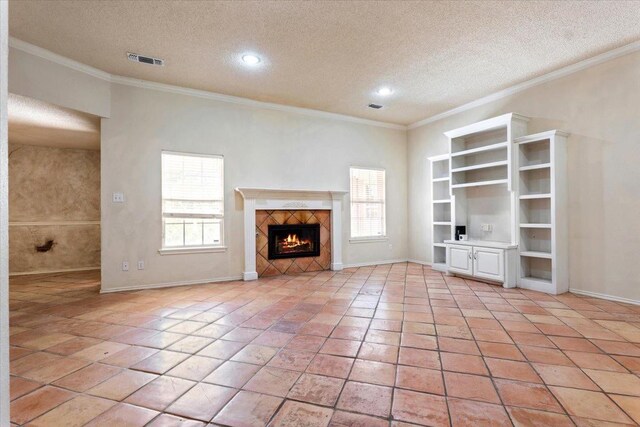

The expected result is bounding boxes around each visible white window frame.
[349,166,387,242]
[159,151,226,254]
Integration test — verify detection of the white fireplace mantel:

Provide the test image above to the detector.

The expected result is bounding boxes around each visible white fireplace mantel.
[235,187,348,280]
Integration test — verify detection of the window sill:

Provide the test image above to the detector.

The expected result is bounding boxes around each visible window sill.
[158,246,227,255]
[349,237,388,244]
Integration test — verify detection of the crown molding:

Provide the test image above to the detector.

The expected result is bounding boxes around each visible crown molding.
[408,39,640,130]
[110,75,407,130]
[11,36,640,133]
[9,37,406,131]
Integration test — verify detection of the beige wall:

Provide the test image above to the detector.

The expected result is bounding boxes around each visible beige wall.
[408,50,640,302]
[8,143,100,274]
[8,45,111,118]
[101,84,408,291]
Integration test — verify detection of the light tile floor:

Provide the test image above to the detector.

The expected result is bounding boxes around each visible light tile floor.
[8,263,640,426]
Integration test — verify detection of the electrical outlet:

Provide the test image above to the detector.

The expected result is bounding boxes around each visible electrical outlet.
[137,260,145,270]
[122,261,129,271]
[113,192,125,203]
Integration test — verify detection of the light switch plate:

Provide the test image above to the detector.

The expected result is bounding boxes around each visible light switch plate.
[137,260,145,270]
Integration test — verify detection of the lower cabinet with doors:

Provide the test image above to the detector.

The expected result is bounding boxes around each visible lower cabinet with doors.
[445,240,518,288]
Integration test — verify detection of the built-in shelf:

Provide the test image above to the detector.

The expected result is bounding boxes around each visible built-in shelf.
[519,194,551,200]
[520,163,551,172]
[520,223,552,229]
[450,141,508,158]
[451,179,508,189]
[520,251,552,259]
[429,153,452,273]
[451,160,509,173]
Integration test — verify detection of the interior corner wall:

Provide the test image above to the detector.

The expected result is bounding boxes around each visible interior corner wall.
[8,144,100,275]
[408,50,640,302]
[100,83,408,291]
[8,45,111,118]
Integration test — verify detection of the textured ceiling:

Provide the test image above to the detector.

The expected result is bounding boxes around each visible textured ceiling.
[9,94,100,150]
[8,1,640,125]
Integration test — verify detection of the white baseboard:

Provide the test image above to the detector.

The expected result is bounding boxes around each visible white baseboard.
[342,258,410,269]
[100,275,243,293]
[407,258,432,266]
[569,288,640,306]
[9,267,100,277]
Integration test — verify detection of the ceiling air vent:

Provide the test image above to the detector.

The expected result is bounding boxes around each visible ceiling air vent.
[127,52,165,66]
[368,103,383,109]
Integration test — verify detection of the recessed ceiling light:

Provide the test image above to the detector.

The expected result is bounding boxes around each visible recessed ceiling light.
[376,87,393,96]
[242,54,261,65]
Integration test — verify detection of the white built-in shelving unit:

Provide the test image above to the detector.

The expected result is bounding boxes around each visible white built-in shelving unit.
[430,113,569,295]
[515,130,568,294]
[428,154,451,272]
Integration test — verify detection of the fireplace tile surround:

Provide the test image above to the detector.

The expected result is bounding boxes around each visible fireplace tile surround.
[235,188,347,281]
[257,210,331,276]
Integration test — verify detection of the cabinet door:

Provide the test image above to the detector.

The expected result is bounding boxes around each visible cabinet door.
[448,244,473,275]
[473,247,504,282]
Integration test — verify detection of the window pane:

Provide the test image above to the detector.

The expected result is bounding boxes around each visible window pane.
[164,219,184,247]
[350,167,386,238]
[203,219,222,245]
[184,219,204,246]
[161,152,224,248]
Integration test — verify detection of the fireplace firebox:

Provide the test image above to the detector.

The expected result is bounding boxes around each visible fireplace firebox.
[268,223,321,260]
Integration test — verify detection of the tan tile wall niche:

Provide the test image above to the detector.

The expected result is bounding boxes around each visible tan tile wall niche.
[256,210,331,277]
[8,143,101,274]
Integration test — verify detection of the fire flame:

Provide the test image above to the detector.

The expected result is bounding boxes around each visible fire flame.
[279,233,311,250]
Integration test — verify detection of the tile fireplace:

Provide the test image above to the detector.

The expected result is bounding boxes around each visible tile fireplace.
[235,188,347,280]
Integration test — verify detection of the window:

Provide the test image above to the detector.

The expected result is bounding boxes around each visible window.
[161,152,224,249]
[350,167,386,239]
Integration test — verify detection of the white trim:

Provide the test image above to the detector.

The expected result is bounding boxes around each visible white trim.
[112,75,405,130]
[570,288,640,307]
[9,220,100,226]
[342,258,409,268]
[235,187,346,280]
[408,39,640,129]
[100,275,243,293]
[158,246,227,255]
[243,271,258,281]
[9,37,112,81]
[9,266,100,277]
[349,237,388,244]
[235,187,348,201]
